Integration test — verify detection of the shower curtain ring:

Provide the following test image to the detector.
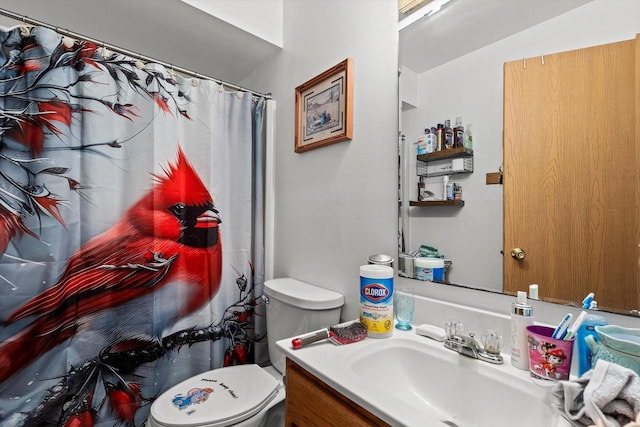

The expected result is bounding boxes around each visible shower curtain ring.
[134,53,145,70]
[100,42,110,59]
[20,23,31,37]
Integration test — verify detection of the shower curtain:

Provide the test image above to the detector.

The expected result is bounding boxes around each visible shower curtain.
[0,25,266,426]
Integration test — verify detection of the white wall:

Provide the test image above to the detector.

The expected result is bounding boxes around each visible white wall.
[242,0,399,321]
[399,0,640,329]
[402,0,640,291]
[399,66,418,110]
[179,0,283,47]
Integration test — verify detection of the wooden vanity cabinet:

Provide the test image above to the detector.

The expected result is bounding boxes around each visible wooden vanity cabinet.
[285,358,391,427]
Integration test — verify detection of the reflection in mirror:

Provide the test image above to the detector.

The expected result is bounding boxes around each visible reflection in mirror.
[397,0,640,317]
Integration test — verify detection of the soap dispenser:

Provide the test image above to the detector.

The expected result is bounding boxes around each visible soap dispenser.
[576,303,608,376]
[510,291,534,370]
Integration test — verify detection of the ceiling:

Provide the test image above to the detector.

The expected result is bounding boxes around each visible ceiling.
[400,0,595,73]
[0,0,280,92]
[0,0,595,88]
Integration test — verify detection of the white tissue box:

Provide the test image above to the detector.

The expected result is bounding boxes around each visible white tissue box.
[425,157,473,175]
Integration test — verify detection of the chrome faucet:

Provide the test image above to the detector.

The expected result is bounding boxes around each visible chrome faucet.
[444,331,504,365]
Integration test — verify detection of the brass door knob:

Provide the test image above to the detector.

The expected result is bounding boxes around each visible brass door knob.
[511,248,526,260]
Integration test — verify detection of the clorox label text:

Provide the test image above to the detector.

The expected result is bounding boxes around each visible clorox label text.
[362,283,389,302]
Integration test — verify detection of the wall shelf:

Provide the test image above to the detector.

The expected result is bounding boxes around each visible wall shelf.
[417,147,474,177]
[417,147,473,162]
[410,200,465,207]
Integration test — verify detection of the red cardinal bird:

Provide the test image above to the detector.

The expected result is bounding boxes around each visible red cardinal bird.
[0,147,222,383]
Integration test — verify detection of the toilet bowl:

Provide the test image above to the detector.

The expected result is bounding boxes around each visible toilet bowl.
[146,278,344,427]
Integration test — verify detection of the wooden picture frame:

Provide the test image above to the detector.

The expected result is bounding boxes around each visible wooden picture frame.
[295,58,353,153]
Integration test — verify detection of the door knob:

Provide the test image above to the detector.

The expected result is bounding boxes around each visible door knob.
[511,248,526,260]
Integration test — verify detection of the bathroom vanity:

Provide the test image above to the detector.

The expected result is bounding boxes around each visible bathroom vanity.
[285,359,389,426]
[278,328,571,427]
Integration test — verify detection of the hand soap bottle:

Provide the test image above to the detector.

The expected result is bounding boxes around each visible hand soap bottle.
[510,291,534,370]
[576,304,608,376]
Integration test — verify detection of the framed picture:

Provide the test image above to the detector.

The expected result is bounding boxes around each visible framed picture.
[295,58,353,153]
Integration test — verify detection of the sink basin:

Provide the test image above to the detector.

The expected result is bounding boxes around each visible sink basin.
[348,337,558,427]
[278,328,571,426]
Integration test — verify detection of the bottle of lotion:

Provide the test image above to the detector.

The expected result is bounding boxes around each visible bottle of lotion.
[510,291,534,370]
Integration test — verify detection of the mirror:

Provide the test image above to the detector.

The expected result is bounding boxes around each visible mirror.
[397,0,639,317]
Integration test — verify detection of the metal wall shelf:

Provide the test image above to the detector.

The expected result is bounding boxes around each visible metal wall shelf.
[410,200,465,207]
[417,147,473,162]
[417,147,474,177]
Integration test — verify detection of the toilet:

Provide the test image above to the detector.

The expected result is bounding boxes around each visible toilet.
[146,278,344,427]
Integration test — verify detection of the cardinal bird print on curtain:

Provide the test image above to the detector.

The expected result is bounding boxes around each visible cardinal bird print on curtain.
[0,25,263,426]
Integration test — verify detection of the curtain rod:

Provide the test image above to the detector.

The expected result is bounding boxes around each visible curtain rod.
[0,8,272,100]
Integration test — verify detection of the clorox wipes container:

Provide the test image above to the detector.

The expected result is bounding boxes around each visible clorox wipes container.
[359,264,394,338]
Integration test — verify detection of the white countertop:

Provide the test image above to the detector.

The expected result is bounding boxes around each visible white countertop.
[277,326,568,427]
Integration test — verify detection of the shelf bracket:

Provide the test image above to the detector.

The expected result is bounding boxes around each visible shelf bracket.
[486,166,503,185]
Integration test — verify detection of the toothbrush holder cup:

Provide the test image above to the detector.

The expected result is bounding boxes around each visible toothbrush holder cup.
[526,325,575,382]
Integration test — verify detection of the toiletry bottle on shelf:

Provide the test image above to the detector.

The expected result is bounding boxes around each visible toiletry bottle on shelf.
[446,181,454,201]
[442,176,449,201]
[454,184,462,201]
[415,136,426,155]
[463,123,473,150]
[425,130,436,153]
[443,119,454,150]
[575,306,607,376]
[418,177,425,201]
[436,124,443,151]
[453,117,464,148]
[510,291,534,370]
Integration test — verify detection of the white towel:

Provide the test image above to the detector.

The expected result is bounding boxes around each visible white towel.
[584,360,640,426]
[548,360,640,427]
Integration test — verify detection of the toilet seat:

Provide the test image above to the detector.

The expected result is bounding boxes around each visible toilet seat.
[148,364,280,427]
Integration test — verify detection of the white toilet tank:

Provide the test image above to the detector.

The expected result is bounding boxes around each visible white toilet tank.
[264,278,344,374]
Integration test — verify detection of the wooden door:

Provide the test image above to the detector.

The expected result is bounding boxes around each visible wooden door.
[503,37,639,312]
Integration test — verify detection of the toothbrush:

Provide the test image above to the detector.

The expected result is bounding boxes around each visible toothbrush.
[551,313,573,339]
[581,293,595,309]
[563,311,587,340]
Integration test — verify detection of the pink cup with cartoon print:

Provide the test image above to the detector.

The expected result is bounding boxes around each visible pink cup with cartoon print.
[526,325,574,381]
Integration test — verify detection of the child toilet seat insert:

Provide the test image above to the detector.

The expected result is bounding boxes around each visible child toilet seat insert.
[148,364,280,427]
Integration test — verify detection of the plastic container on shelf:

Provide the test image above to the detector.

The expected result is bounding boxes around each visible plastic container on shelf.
[463,123,473,149]
[416,136,427,155]
[454,117,464,148]
[414,257,444,281]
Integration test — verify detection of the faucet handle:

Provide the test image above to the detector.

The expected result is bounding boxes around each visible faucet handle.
[480,329,503,355]
[445,319,464,339]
